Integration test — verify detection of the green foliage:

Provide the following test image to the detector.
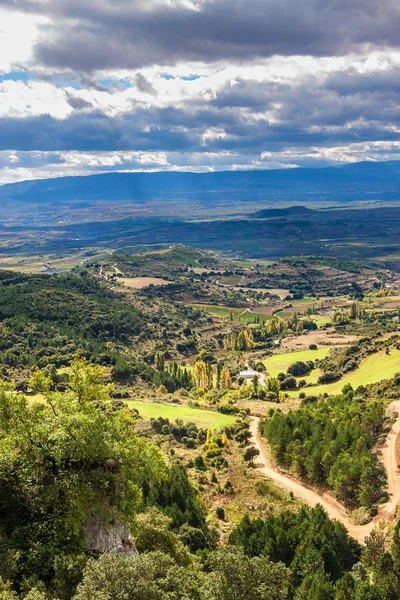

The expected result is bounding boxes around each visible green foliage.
[141,464,207,532]
[0,271,142,370]
[229,506,360,583]
[74,547,291,600]
[203,547,291,600]
[262,396,387,508]
[74,551,205,600]
[135,509,191,566]
[244,447,260,463]
[0,358,165,592]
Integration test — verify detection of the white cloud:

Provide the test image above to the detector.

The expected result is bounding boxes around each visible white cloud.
[0,80,72,118]
[0,8,47,73]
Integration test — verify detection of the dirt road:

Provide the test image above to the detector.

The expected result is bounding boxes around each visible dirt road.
[250,401,400,544]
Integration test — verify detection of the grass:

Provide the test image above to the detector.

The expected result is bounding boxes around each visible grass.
[313,316,333,327]
[288,348,400,397]
[190,304,244,319]
[219,275,243,285]
[190,304,277,324]
[263,348,331,378]
[126,400,236,429]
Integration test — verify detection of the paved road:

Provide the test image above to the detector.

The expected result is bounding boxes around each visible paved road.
[250,402,400,544]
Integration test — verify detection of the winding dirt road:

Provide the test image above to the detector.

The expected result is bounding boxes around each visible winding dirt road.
[250,401,400,544]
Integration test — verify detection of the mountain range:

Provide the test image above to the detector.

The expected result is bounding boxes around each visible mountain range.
[1,160,400,206]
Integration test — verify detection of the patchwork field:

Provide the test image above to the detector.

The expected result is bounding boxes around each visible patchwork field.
[190,304,277,323]
[126,400,236,428]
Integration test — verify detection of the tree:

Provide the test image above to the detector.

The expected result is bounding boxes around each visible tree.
[244,447,260,464]
[74,552,204,600]
[294,570,334,600]
[135,509,190,566]
[193,361,210,390]
[155,351,165,371]
[362,525,391,569]
[220,367,231,390]
[216,363,222,389]
[203,547,291,600]
[252,375,259,395]
[0,358,165,591]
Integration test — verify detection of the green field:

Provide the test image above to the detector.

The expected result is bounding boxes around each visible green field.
[190,304,244,319]
[126,400,236,429]
[313,316,333,327]
[263,348,331,378]
[190,304,277,324]
[289,349,400,397]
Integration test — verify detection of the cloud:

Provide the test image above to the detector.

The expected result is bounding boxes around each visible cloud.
[1,0,400,73]
[135,73,157,96]
[1,1,400,182]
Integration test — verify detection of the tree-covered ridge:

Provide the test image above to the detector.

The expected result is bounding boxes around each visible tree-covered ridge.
[262,396,387,509]
[0,270,143,368]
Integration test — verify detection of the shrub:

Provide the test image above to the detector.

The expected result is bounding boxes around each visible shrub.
[279,376,297,390]
[216,507,225,520]
[244,447,260,463]
[194,455,206,470]
[287,361,310,377]
[317,371,341,384]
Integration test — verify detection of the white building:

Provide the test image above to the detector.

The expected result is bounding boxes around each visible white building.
[239,369,258,381]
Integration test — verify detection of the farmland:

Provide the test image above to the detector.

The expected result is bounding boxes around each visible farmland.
[121,277,172,289]
[263,347,331,378]
[288,348,400,397]
[126,399,236,429]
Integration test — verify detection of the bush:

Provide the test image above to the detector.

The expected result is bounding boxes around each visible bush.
[279,376,297,390]
[287,361,310,377]
[317,371,341,384]
[217,404,240,415]
[309,344,318,350]
[216,507,225,520]
[244,447,260,463]
[194,455,206,470]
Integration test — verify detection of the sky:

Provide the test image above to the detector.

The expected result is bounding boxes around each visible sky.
[2,0,400,183]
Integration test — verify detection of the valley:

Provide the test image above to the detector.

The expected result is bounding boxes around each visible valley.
[2,177,400,598]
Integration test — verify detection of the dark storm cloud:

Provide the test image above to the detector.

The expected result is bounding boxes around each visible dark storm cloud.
[2,94,400,155]
[0,110,201,152]
[2,0,400,72]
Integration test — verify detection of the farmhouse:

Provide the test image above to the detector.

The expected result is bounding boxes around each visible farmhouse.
[239,368,258,381]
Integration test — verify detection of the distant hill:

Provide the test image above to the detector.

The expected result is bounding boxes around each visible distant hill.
[1,160,400,205]
[252,206,313,218]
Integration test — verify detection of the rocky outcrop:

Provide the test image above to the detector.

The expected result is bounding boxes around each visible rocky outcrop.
[84,515,138,555]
